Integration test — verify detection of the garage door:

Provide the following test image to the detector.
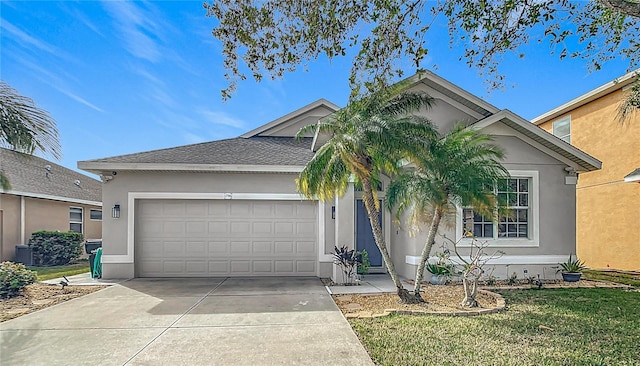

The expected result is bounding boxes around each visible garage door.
[135,199,318,277]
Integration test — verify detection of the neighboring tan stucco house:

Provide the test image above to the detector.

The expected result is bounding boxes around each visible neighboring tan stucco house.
[0,148,102,262]
[533,71,640,271]
[79,72,601,281]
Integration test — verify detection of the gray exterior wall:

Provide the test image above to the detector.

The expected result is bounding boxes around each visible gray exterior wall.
[390,131,578,280]
[100,170,334,278]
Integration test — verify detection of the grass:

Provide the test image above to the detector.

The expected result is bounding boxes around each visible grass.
[28,261,90,281]
[583,269,640,287]
[349,288,640,366]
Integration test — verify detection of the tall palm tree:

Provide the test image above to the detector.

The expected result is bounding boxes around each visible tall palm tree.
[0,81,61,190]
[386,125,509,302]
[296,87,438,303]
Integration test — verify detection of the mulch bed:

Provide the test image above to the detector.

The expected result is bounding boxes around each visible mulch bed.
[1,283,106,322]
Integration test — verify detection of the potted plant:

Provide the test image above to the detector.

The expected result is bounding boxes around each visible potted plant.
[426,252,455,285]
[559,254,587,282]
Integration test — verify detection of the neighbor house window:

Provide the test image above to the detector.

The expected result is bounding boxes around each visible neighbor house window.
[90,209,102,221]
[461,172,537,245]
[70,207,83,233]
[552,116,571,143]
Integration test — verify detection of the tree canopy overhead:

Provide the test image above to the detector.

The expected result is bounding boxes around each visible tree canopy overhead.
[205,0,640,100]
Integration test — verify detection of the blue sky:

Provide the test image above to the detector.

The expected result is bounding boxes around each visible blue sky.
[1,1,632,178]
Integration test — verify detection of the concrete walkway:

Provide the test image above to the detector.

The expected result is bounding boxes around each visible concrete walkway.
[1,277,373,366]
[327,274,410,294]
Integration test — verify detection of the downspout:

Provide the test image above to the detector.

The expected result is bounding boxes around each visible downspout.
[20,196,25,244]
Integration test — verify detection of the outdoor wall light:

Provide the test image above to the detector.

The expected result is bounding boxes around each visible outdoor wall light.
[112,204,121,219]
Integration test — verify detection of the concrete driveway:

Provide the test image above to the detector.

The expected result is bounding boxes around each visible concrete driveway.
[1,277,373,366]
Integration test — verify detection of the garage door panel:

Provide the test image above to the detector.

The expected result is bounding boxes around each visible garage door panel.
[253,241,272,253]
[252,202,274,216]
[185,202,207,215]
[163,221,184,234]
[295,204,316,218]
[230,221,251,234]
[208,221,228,234]
[208,202,228,216]
[296,241,315,254]
[186,221,207,234]
[163,203,185,216]
[274,241,294,254]
[209,241,228,253]
[252,222,272,234]
[136,199,317,277]
[230,202,250,216]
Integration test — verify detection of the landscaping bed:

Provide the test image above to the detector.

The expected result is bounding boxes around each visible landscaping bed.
[1,283,106,322]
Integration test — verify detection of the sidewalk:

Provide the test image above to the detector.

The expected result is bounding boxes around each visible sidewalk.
[40,271,124,286]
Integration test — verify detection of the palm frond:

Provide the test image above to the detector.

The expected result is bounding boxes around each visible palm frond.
[0,81,61,160]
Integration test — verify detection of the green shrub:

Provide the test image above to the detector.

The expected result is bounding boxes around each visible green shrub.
[28,231,84,266]
[0,261,37,298]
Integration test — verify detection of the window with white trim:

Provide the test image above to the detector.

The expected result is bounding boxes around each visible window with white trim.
[90,209,102,221]
[70,207,83,233]
[552,116,571,143]
[462,177,532,240]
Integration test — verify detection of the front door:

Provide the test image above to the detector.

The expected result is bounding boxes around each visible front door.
[355,199,385,272]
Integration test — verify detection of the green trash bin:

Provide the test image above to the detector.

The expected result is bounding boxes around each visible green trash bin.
[91,248,102,279]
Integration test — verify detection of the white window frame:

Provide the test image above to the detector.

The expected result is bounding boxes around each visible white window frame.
[456,170,539,247]
[90,209,102,221]
[552,116,571,143]
[70,206,84,233]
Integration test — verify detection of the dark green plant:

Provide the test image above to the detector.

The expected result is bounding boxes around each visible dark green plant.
[357,249,370,275]
[333,245,362,285]
[0,261,37,298]
[507,272,518,285]
[485,275,497,286]
[28,231,84,266]
[559,255,587,273]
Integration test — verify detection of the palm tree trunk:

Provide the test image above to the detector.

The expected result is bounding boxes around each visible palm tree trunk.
[361,178,414,303]
[413,207,443,299]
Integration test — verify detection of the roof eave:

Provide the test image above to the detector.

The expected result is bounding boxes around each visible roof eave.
[471,109,602,172]
[240,99,340,138]
[532,69,640,125]
[2,190,102,206]
[78,161,306,175]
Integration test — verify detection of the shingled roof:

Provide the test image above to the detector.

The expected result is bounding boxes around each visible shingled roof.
[1,148,101,204]
[79,137,315,171]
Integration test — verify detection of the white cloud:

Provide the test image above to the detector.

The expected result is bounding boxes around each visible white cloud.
[1,18,60,56]
[101,1,164,62]
[199,109,246,129]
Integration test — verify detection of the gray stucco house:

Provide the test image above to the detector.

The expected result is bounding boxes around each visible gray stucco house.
[78,72,601,281]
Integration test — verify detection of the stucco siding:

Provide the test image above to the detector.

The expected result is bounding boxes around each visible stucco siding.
[390,133,578,279]
[538,89,640,270]
[0,194,20,261]
[0,194,101,261]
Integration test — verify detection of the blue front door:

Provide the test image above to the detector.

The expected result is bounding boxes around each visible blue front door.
[356,199,384,270]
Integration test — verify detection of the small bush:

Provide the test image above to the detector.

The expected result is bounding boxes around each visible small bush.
[28,231,84,266]
[0,261,37,298]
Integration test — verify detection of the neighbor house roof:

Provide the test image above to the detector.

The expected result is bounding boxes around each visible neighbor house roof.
[531,69,639,125]
[78,137,315,174]
[1,148,102,205]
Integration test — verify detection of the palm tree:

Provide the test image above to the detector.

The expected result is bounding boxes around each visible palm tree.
[296,87,438,303]
[0,81,61,190]
[386,125,509,302]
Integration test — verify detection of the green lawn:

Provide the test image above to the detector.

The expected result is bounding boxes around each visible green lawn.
[28,261,90,281]
[583,270,640,287]
[350,288,640,366]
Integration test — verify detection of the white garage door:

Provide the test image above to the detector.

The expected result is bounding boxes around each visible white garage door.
[135,199,318,277]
